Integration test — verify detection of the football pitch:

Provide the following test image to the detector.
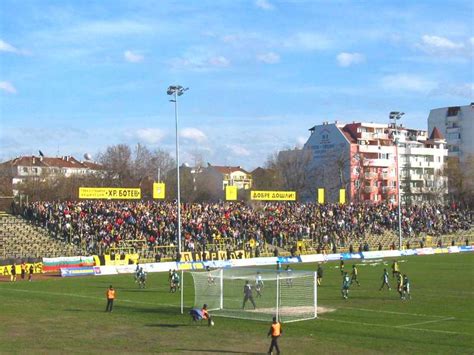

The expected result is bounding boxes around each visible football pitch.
[1,253,473,354]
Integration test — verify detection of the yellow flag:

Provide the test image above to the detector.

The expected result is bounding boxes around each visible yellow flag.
[153,183,165,199]
[317,188,325,204]
[226,186,238,201]
[339,189,346,204]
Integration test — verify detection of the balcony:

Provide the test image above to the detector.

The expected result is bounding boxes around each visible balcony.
[364,172,378,179]
[362,158,393,167]
[359,145,393,154]
[380,172,395,180]
[382,186,395,193]
[364,186,377,193]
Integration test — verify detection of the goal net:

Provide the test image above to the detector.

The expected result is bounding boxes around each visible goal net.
[190,267,317,323]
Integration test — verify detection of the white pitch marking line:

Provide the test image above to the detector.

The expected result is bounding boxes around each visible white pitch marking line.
[397,317,455,328]
[319,317,465,335]
[0,287,179,308]
[341,306,448,318]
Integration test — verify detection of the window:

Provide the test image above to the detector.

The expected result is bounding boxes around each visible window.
[22,167,28,173]
[447,106,460,116]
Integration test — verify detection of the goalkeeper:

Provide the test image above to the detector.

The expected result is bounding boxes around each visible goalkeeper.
[242,280,257,309]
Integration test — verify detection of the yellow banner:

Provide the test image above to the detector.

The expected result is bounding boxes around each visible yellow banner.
[318,188,325,204]
[1,262,43,276]
[339,189,346,204]
[180,250,246,262]
[153,183,165,199]
[79,187,141,199]
[225,186,238,201]
[93,254,139,266]
[251,190,296,201]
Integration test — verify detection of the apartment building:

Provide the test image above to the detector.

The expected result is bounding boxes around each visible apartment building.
[304,121,448,204]
[428,103,474,161]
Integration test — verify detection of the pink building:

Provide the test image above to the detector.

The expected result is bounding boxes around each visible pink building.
[305,121,447,204]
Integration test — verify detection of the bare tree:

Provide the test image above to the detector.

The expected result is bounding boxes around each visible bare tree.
[97,144,133,186]
[266,148,316,199]
[446,155,474,208]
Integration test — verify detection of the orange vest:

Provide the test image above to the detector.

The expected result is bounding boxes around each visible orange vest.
[271,323,281,336]
[107,289,116,299]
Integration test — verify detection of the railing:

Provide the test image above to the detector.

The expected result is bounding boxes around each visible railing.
[381,173,395,180]
[364,172,378,179]
[364,186,377,193]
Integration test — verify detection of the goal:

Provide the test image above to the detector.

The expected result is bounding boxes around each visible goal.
[189,267,317,323]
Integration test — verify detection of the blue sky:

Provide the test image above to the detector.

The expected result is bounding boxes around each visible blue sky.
[1,0,472,169]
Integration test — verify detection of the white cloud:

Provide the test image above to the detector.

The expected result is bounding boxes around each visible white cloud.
[336,52,365,67]
[0,39,20,54]
[283,32,331,51]
[417,35,467,57]
[256,52,280,64]
[132,128,166,144]
[421,35,464,50]
[381,74,436,93]
[180,128,207,143]
[228,145,251,157]
[255,0,274,10]
[0,81,17,94]
[208,56,230,67]
[124,50,144,63]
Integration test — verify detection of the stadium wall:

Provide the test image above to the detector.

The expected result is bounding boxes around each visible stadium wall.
[88,245,473,276]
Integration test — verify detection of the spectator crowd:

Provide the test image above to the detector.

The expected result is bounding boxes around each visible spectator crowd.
[14,201,472,257]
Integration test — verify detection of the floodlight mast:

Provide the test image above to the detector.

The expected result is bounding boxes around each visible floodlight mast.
[167,85,188,315]
[167,85,189,261]
[389,111,405,250]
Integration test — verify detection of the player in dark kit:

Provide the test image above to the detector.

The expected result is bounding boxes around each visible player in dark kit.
[316,264,323,286]
[340,259,345,275]
[21,262,26,280]
[242,280,256,309]
[379,268,391,291]
[10,264,16,282]
[350,264,360,286]
[28,264,34,282]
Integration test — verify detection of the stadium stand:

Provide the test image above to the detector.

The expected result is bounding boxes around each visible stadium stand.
[0,211,82,261]
[1,201,470,262]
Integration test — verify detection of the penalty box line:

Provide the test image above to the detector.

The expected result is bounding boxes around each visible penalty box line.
[0,287,179,309]
[340,306,449,319]
[396,317,455,328]
[318,317,466,335]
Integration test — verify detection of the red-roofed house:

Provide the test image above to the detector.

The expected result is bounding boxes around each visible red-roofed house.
[0,155,103,195]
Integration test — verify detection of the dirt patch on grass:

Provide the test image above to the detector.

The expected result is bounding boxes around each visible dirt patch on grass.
[247,306,335,316]
[0,273,60,282]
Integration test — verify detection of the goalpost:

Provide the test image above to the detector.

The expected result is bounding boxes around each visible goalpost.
[190,267,317,323]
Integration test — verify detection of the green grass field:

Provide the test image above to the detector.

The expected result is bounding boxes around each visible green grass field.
[1,253,473,354]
